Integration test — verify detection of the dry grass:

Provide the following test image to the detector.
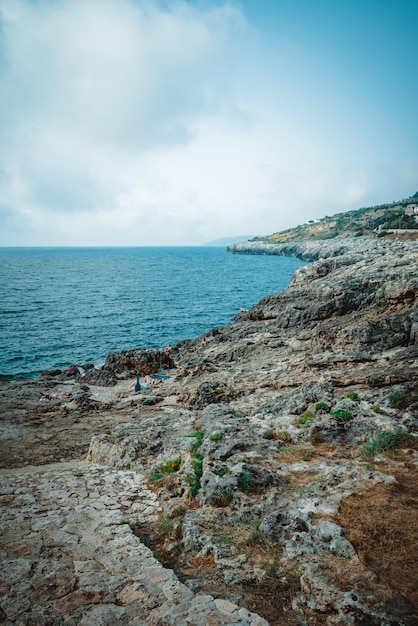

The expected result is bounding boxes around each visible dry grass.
[278,444,315,463]
[133,513,301,626]
[335,466,418,608]
[278,443,339,464]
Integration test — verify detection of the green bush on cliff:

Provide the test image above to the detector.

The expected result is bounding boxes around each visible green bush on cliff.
[389,391,417,410]
[346,392,360,402]
[152,456,182,480]
[186,429,204,497]
[361,428,409,459]
[331,409,353,422]
[315,402,329,412]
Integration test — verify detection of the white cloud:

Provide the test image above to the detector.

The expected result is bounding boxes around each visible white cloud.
[0,0,250,243]
[0,0,416,245]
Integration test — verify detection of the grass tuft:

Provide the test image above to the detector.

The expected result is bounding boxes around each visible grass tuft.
[152,456,182,480]
[361,428,409,459]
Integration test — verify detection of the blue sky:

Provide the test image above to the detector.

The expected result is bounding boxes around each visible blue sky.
[0,0,417,246]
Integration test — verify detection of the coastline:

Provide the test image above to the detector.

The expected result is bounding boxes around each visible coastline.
[227,234,416,261]
[1,235,417,626]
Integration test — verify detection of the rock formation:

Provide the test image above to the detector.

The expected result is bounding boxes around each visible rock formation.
[1,236,417,625]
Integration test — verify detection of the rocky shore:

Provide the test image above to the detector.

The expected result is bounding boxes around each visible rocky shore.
[1,236,417,626]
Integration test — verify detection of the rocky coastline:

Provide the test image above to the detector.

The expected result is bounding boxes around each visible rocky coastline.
[1,236,417,626]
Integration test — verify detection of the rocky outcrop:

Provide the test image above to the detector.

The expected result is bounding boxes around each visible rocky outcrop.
[228,235,417,262]
[0,462,267,626]
[1,236,417,626]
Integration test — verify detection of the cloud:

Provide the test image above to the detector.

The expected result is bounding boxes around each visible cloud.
[0,0,250,243]
[0,0,416,245]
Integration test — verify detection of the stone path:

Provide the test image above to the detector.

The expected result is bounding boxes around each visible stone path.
[0,462,267,625]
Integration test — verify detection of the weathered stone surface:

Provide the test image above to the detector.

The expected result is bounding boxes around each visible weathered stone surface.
[102,348,175,378]
[0,462,267,625]
[1,236,417,625]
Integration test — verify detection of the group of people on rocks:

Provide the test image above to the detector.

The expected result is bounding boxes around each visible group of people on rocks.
[129,344,174,392]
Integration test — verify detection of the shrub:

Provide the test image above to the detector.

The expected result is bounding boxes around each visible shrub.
[372,405,384,414]
[389,392,414,410]
[237,474,255,492]
[214,467,230,477]
[361,428,409,459]
[186,429,204,449]
[331,409,353,422]
[159,517,174,533]
[315,402,329,412]
[209,433,223,441]
[346,392,360,402]
[188,476,201,498]
[215,489,233,507]
[186,430,204,497]
[153,456,182,480]
[296,412,314,427]
[275,430,292,443]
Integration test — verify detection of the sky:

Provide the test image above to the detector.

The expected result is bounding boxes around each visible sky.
[0,0,417,246]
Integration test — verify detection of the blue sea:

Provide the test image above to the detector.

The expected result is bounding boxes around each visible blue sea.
[0,247,306,379]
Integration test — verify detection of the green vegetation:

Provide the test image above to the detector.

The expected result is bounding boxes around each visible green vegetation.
[186,429,204,497]
[251,192,418,244]
[186,429,203,449]
[295,411,314,427]
[315,402,329,412]
[243,519,263,545]
[275,430,293,443]
[152,456,182,481]
[159,517,174,533]
[331,409,353,422]
[209,432,223,441]
[346,392,360,402]
[217,488,233,507]
[389,391,417,410]
[214,467,230,477]
[361,428,409,459]
[237,473,256,492]
[372,405,385,414]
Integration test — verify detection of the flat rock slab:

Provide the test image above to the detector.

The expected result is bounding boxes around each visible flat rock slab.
[0,462,267,626]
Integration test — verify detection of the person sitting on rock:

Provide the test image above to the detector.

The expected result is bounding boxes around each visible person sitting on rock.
[144,375,163,386]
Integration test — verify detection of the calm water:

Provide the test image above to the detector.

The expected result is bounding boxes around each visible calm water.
[0,247,306,379]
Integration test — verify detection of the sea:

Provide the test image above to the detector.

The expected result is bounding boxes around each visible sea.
[0,247,306,380]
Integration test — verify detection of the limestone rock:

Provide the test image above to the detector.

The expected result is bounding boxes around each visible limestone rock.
[2,236,417,626]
